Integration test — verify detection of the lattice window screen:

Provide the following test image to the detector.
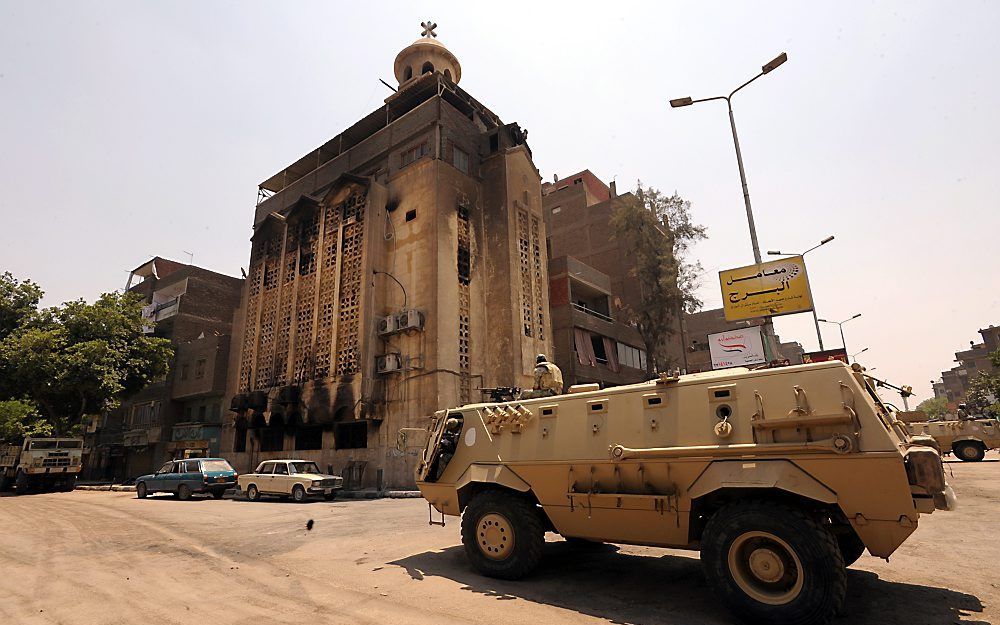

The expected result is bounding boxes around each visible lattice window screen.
[335,191,367,376]
[291,212,320,383]
[531,215,544,341]
[254,234,282,389]
[313,201,342,379]
[272,225,299,387]
[457,207,472,404]
[517,209,533,337]
[238,263,263,393]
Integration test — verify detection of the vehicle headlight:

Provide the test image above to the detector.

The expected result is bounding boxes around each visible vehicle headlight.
[311,480,321,487]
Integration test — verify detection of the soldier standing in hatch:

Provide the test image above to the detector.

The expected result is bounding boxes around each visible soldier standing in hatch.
[526,354,563,398]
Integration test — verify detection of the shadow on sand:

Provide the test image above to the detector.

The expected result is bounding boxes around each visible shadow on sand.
[391,541,986,625]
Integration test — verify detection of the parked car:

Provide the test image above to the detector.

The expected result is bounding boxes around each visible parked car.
[135,457,238,500]
[237,459,343,502]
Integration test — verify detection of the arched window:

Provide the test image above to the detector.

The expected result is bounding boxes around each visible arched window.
[421,61,434,75]
[403,65,412,81]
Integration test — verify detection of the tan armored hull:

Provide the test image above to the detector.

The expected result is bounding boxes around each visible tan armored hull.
[412,361,953,625]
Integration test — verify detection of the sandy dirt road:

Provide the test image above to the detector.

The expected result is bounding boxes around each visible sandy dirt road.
[0,458,997,625]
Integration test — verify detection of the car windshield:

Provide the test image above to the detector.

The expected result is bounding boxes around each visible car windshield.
[57,440,83,449]
[28,440,57,450]
[290,462,321,475]
[201,459,234,472]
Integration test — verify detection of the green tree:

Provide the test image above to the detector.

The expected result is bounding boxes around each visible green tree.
[611,183,707,374]
[0,272,43,341]
[915,395,948,420]
[0,399,53,442]
[963,348,1000,417]
[0,291,173,435]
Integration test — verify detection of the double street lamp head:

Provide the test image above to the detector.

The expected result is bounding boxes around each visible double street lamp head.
[818,313,862,325]
[767,234,835,257]
[668,52,787,108]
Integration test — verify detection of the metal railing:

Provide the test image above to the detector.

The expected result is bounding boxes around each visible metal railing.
[571,302,613,323]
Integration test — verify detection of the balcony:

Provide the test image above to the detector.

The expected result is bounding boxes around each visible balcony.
[572,302,612,323]
[153,296,181,321]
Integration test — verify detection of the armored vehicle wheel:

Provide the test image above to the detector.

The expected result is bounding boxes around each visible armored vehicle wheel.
[461,489,544,580]
[177,484,192,501]
[246,484,261,502]
[61,475,77,492]
[136,482,148,498]
[701,501,845,625]
[0,475,11,492]
[836,530,866,567]
[954,441,985,462]
[292,484,307,503]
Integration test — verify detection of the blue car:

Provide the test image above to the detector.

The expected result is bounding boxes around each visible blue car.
[135,457,237,500]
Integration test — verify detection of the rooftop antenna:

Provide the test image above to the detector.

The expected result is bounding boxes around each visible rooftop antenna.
[183,250,194,265]
[379,78,397,93]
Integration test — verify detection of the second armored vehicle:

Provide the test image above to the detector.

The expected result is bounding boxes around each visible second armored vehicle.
[903,414,1000,461]
[412,361,954,625]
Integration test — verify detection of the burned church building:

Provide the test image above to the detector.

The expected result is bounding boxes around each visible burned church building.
[223,29,550,488]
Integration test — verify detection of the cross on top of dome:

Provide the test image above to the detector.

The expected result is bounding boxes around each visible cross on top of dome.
[420,21,437,38]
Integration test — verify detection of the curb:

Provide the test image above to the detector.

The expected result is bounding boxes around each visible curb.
[337,490,422,499]
[77,484,136,492]
[76,485,422,499]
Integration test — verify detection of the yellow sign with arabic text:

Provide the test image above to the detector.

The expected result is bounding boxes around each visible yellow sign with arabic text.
[719,255,814,321]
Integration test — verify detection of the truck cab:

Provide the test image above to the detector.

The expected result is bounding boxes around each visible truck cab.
[0,437,84,493]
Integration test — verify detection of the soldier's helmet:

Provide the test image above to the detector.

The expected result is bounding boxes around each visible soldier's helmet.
[536,354,547,364]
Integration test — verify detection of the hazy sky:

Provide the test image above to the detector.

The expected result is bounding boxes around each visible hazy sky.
[2,1,998,404]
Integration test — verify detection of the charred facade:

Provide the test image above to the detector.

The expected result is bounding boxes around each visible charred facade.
[223,32,550,488]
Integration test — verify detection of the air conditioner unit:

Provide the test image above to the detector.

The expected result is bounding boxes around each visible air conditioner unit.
[376,354,402,374]
[396,309,425,332]
[377,314,398,335]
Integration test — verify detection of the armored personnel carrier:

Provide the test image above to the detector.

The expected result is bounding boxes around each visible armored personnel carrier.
[902,414,1000,461]
[413,361,954,625]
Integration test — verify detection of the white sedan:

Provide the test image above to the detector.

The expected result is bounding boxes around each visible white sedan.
[237,459,343,502]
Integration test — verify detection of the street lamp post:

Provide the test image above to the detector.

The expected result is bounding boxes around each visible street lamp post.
[768,235,834,350]
[670,52,788,359]
[818,313,862,355]
[850,347,869,363]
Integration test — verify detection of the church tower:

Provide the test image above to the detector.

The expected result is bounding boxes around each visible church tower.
[225,24,550,488]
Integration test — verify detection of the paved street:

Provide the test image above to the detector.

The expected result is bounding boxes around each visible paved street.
[1,459,997,625]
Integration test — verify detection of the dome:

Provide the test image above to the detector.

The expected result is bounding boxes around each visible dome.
[393,28,462,86]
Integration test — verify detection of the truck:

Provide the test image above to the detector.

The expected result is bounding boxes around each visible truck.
[0,437,84,493]
[411,361,955,625]
[901,412,1000,462]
